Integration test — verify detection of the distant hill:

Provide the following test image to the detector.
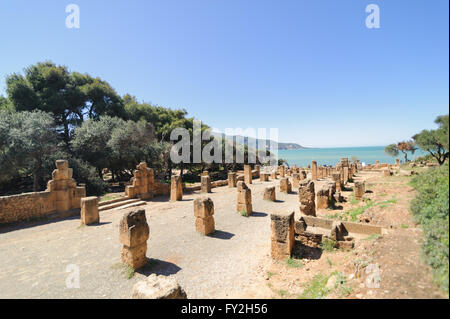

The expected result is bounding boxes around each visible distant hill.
[211,132,306,150]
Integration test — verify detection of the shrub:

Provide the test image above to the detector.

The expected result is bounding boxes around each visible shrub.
[410,164,449,293]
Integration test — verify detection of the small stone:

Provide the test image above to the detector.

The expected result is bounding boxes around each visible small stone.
[132,274,187,299]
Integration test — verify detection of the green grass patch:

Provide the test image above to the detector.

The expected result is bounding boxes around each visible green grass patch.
[363,234,381,241]
[401,224,409,229]
[99,193,122,203]
[298,274,330,299]
[321,238,336,252]
[286,257,303,268]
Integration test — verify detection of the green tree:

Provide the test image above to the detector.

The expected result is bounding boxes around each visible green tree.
[385,140,417,162]
[413,114,449,165]
[0,110,59,191]
[5,61,125,144]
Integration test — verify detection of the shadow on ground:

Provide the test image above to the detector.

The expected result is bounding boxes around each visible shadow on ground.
[291,240,323,260]
[138,258,182,276]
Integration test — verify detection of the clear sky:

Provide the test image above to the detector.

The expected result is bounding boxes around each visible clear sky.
[0,0,448,147]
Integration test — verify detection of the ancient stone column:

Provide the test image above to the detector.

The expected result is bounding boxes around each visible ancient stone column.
[315,186,330,210]
[354,181,365,200]
[264,186,276,201]
[80,196,99,225]
[194,197,215,235]
[228,172,237,188]
[292,173,300,188]
[311,161,318,180]
[120,209,149,270]
[331,173,342,192]
[382,169,390,177]
[202,171,209,176]
[395,158,400,166]
[343,167,349,184]
[299,180,316,216]
[279,166,286,178]
[279,178,292,194]
[201,175,211,193]
[244,165,252,184]
[260,173,269,182]
[170,175,183,201]
[270,211,295,260]
[237,181,252,216]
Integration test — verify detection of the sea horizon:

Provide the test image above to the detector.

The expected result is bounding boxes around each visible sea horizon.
[278,145,426,167]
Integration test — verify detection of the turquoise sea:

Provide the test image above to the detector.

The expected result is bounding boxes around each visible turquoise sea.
[278,146,426,167]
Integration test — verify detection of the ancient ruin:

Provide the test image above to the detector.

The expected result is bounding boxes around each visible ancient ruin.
[237,181,252,216]
[126,162,154,200]
[299,180,316,216]
[244,165,252,184]
[80,196,99,225]
[119,209,149,270]
[170,175,183,201]
[270,211,295,260]
[264,186,276,201]
[354,181,366,200]
[228,172,237,188]
[194,197,215,235]
[279,177,292,194]
[201,175,212,193]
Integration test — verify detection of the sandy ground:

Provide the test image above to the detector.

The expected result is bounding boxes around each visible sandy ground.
[0,170,446,299]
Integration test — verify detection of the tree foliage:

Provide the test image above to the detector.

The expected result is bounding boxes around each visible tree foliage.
[385,140,416,162]
[413,114,449,165]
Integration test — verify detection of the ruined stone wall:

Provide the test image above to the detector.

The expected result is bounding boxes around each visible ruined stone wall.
[0,160,86,225]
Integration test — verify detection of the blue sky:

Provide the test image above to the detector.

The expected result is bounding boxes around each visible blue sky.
[0,0,448,147]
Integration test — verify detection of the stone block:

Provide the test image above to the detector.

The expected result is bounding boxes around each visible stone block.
[264,186,276,201]
[193,197,214,219]
[270,211,295,260]
[80,196,99,225]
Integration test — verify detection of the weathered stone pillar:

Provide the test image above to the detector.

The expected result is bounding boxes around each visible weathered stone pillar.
[201,175,211,193]
[279,166,286,178]
[260,173,269,182]
[343,167,349,184]
[120,209,149,270]
[202,171,209,176]
[354,181,365,200]
[311,161,318,180]
[292,173,300,188]
[299,180,316,216]
[279,178,292,194]
[237,181,252,216]
[331,173,342,192]
[316,186,329,210]
[170,175,183,201]
[382,169,390,177]
[395,158,400,166]
[270,211,295,260]
[194,197,215,235]
[80,196,99,225]
[244,165,252,184]
[228,172,237,188]
[264,186,276,201]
